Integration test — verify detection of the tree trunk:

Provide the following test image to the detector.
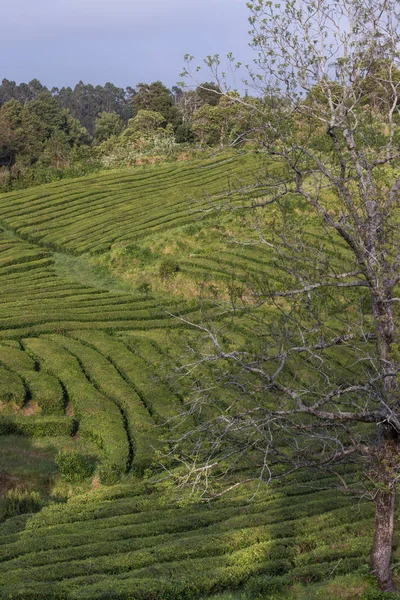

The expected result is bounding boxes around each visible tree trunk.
[371,488,397,593]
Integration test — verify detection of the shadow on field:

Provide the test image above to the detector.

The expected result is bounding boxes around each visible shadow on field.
[239,470,374,599]
[0,434,58,522]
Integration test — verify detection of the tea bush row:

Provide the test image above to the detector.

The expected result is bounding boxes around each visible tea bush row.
[0,415,75,437]
[48,333,160,473]
[24,337,129,482]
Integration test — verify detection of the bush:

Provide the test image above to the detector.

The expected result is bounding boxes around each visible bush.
[244,573,291,596]
[98,462,124,485]
[56,451,93,483]
[137,281,152,296]
[159,258,180,279]
[24,337,129,483]
[21,370,65,415]
[362,591,400,600]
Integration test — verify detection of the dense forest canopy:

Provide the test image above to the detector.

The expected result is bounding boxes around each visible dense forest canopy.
[0,79,135,134]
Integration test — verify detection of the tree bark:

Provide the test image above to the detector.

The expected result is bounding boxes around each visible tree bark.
[371,488,397,593]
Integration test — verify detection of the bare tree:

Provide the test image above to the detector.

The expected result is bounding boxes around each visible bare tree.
[176,0,400,593]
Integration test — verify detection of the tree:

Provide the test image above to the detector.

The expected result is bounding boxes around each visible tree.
[195,81,221,107]
[192,92,256,146]
[131,81,183,131]
[94,112,124,144]
[178,0,400,592]
[123,109,166,137]
[0,92,90,189]
[0,100,24,166]
[0,78,47,107]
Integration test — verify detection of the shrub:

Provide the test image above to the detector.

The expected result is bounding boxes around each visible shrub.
[24,337,129,482]
[21,370,65,415]
[159,258,180,279]
[97,463,125,485]
[362,591,400,600]
[244,573,291,596]
[56,451,94,483]
[137,281,152,296]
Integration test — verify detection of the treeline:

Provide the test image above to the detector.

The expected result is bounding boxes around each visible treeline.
[0,79,134,134]
[1,59,397,193]
[1,78,257,191]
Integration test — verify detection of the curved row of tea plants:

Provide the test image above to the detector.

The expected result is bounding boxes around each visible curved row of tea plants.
[0,470,375,600]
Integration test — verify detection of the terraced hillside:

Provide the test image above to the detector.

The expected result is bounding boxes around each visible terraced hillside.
[0,154,391,599]
[0,155,258,254]
[0,472,376,599]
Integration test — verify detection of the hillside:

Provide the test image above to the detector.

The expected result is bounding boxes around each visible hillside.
[0,154,395,599]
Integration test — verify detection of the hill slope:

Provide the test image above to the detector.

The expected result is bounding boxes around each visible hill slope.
[0,154,392,599]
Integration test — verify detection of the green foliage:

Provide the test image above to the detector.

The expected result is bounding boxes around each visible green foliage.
[20,371,64,415]
[159,257,180,279]
[94,112,124,143]
[131,81,182,130]
[97,114,179,168]
[124,109,166,137]
[1,489,42,520]
[56,451,93,483]
[50,331,160,475]
[0,367,26,406]
[0,415,76,437]
[361,591,399,600]
[0,91,94,191]
[0,467,378,598]
[196,82,222,107]
[24,336,129,482]
[0,150,395,599]
[137,281,152,296]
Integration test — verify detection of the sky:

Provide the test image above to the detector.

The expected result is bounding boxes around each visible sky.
[2,0,253,89]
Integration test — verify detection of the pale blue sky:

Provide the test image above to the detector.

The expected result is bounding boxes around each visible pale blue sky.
[2,0,252,88]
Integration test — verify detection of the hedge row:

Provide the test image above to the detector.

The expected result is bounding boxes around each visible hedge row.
[0,344,36,370]
[1,493,366,565]
[0,366,26,406]
[20,370,65,415]
[0,155,257,255]
[0,415,75,437]
[10,482,348,531]
[48,334,159,473]
[75,331,183,423]
[0,514,369,574]
[24,337,129,482]
[0,549,369,599]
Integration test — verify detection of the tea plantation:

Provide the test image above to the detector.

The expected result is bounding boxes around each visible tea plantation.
[0,154,394,599]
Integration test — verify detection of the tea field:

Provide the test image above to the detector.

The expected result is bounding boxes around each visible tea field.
[0,154,394,599]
